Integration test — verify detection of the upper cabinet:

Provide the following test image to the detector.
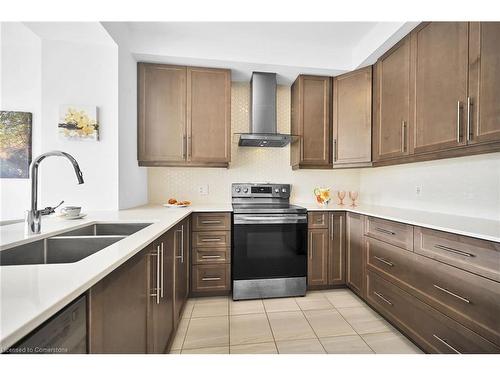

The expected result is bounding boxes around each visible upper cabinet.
[138,63,231,168]
[291,75,331,169]
[373,36,411,161]
[410,22,469,154]
[468,22,500,145]
[374,22,500,166]
[332,66,373,167]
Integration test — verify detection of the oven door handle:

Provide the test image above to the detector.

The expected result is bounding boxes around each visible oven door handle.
[234,215,307,224]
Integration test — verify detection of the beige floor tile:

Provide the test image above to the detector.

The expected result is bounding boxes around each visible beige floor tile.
[263,297,300,313]
[230,313,274,345]
[181,299,196,319]
[230,299,265,315]
[195,296,229,304]
[320,335,374,354]
[183,316,229,349]
[191,299,228,318]
[230,342,278,354]
[267,311,316,341]
[295,292,333,311]
[322,289,364,308]
[362,331,423,354]
[170,318,189,350]
[169,350,181,354]
[303,309,356,338]
[181,346,229,354]
[276,338,326,354]
[337,306,393,335]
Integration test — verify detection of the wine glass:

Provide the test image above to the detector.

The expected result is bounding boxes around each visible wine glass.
[337,191,346,205]
[349,191,359,207]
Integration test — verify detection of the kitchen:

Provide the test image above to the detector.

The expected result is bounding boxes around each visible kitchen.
[1,1,499,374]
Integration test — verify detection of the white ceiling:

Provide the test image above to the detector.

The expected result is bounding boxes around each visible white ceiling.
[24,22,115,46]
[125,22,419,83]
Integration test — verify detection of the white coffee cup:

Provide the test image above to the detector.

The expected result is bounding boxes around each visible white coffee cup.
[61,206,81,217]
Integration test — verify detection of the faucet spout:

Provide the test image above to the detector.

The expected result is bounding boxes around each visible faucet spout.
[26,151,84,234]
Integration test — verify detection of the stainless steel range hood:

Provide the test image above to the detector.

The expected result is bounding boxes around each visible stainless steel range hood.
[238,72,293,147]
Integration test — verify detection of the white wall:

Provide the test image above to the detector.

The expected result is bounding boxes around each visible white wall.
[148,83,360,205]
[0,22,42,221]
[359,153,500,220]
[101,22,148,209]
[39,38,119,212]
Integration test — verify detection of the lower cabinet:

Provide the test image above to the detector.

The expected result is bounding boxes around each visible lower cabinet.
[346,212,365,297]
[307,212,346,288]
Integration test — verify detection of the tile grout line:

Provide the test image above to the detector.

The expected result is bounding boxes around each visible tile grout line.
[299,307,328,354]
[262,299,280,354]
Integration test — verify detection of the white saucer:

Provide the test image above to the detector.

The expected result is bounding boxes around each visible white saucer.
[58,213,87,220]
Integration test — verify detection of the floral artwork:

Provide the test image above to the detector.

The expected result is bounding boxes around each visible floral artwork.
[0,111,32,178]
[58,105,99,141]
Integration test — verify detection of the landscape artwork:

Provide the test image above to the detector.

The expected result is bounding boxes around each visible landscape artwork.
[58,105,99,141]
[0,111,33,178]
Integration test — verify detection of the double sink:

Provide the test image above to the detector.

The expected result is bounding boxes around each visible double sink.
[0,223,152,266]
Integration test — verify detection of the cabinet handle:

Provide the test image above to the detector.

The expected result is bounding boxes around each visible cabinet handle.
[432,334,461,354]
[466,97,472,142]
[156,245,160,304]
[202,277,222,281]
[457,101,462,143]
[433,284,470,304]
[201,255,222,259]
[374,291,393,306]
[309,232,313,259]
[201,238,221,242]
[401,121,406,152]
[375,227,395,236]
[330,214,334,240]
[374,256,394,267]
[201,220,221,224]
[181,225,184,264]
[160,242,164,298]
[149,251,158,299]
[187,135,192,159]
[433,244,474,258]
[182,134,187,159]
[333,139,337,162]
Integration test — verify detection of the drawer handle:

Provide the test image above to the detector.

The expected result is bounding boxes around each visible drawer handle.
[374,291,393,306]
[202,238,222,242]
[432,334,461,354]
[433,244,475,258]
[375,227,396,235]
[201,220,222,224]
[201,255,222,259]
[433,284,471,304]
[202,277,222,281]
[374,256,394,267]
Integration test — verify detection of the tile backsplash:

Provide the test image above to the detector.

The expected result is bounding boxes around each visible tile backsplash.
[148,83,360,205]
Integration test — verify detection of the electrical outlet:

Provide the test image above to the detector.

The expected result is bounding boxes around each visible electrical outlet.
[415,186,422,196]
[198,184,209,196]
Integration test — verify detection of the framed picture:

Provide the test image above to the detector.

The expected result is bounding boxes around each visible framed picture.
[58,104,99,141]
[0,111,32,179]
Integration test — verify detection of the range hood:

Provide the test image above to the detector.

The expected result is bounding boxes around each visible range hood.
[238,72,294,147]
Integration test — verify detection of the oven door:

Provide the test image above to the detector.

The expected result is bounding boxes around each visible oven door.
[232,213,307,280]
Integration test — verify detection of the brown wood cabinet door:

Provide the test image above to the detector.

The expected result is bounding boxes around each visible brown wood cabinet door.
[88,248,149,353]
[307,229,329,286]
[148,232,175,353]
[346,212,365,296]
[138,63,186,164]
[468,22,500,145]
[174,219,190,325]
[373,37,411,161]
[333,66,372,167]
[291,75,331,168]
[328,212,346,285]
[410,22,469,154]
[187,67,231,164]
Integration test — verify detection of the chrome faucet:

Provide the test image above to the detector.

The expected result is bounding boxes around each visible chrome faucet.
[25,151,84,234]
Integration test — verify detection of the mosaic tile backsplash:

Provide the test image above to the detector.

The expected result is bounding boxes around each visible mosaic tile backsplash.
[148,83,360,205]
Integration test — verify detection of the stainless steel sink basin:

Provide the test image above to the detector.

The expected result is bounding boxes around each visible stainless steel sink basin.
[56,223,152,237]
[0,222,153,266]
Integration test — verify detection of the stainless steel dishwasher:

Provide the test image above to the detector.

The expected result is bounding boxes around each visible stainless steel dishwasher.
[7,295,87,354]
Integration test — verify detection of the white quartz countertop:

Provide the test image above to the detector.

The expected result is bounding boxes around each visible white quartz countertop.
[1,202,498,349]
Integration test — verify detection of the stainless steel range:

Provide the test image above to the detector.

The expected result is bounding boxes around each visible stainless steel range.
[232,183,308,300]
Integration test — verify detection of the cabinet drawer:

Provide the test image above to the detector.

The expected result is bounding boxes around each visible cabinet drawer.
[365,216,413,250]
[192,247,230,265]
[191,264,230,293]
[414,227,500,282]
[367,270,500,354]
[192,212,231,231]
[308,212,328,229]
[192,231,230,248]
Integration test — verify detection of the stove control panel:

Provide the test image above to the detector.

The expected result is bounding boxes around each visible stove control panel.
[232,183,291,198]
